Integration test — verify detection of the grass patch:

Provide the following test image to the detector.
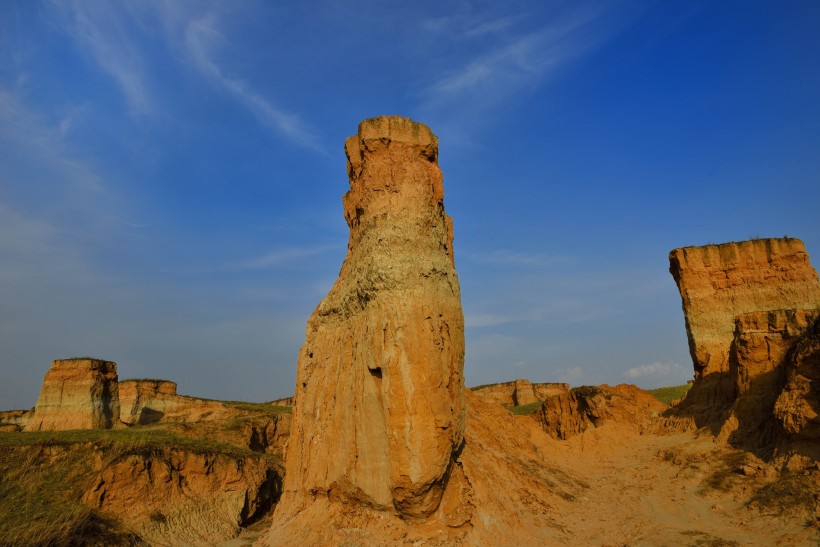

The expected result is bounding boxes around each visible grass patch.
[175,396,292,414]
[648,384,692,405]
[508,401,543,416]
[468,383,499,391]
[0,425,276,462]
[0,444,136,545]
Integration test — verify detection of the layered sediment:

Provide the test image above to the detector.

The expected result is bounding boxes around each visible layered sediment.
[24,358,120,431]
[471,380,569,407]
[669,238,820,380]
[669,238,820,463]
[268,116,466,535]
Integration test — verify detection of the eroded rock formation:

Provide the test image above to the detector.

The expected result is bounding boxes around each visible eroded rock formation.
[471,380,569,407]
[24,358,119,431]
[669,237,820,464]
[83,448,280,545]
[267,116,465,538]
[720,309,818,446]
[535,384,667,440]
[669,238,820,385]
[774,315,820,460]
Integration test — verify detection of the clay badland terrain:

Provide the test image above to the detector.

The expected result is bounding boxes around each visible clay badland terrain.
[1,116,819,546]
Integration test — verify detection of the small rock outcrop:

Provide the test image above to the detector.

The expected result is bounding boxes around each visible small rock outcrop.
[119,379,177,425]
[267,116,465,540]
[471,380,569,407]
[535,384,666,440]
[0,409,31,432]
[24,358,120,431]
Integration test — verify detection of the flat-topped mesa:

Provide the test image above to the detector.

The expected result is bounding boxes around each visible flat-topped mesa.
[276,116,465,523]
[24,358,120,431]
[669,238,820,382]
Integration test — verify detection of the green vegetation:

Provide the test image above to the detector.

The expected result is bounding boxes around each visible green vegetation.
[648,384,692,405]
[0,425,274,461]
[508,401,543,416]
[0,439,132,545]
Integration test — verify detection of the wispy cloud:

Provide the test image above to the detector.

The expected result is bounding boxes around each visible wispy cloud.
[238,245,335,269]
[51,1,152,116]
[183,14,325,153]
[416,5,620,126]
[624,361,685,379]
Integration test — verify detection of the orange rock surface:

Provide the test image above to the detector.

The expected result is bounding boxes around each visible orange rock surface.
[24,358,120,431]
[82,448,279,545]
[471,380,569,407]
[268,116,466,536]
[535,383,667,440]
[669,238,820,381]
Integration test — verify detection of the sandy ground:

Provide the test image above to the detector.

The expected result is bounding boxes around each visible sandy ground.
[545,426,818,546]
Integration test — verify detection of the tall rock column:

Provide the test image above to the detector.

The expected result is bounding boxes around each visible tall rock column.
[281,116,465,520]
[669,238,820,378]
[668,238,820,420]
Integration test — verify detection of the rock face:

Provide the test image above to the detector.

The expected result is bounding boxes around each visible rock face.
[669,238,820,382]
[119,379,177,425]
[83,448,280,545]
[24,358,120,431]
[669,237,820,464]
[535,384,666,440]
[270,116,465,532]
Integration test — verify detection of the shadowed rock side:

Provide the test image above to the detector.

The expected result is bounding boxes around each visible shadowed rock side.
[24,358,120,431]
[774,314,820,462]
[265,116,466,542]
[669,238,820,420]
[719,310,818,451]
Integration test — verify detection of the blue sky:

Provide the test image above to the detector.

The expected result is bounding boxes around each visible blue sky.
[1,1,818,408]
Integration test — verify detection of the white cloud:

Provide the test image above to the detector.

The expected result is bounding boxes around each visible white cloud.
[624,361,684,379]
[52,1,152,115]
[419,7,607,114]
[556,366,582,384]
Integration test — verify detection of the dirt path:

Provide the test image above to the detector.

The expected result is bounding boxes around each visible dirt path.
[546,426,817,546]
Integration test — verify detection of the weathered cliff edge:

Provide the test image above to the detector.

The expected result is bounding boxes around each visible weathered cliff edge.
[669,238,820,462]
[471,379,569,407]
[669,239,820,410]
[118,379,258,425]
[266,116,466,540]
[24,358,120,431]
